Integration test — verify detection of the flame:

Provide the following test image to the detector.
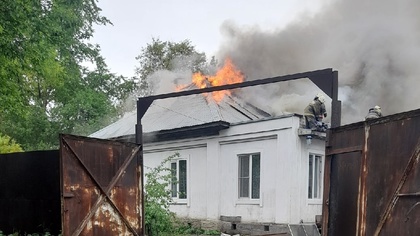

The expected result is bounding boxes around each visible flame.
[177,58,244,103]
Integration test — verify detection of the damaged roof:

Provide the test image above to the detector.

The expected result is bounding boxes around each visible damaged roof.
[89,93,271,140]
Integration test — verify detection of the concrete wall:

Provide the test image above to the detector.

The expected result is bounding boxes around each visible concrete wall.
[143,115,324,225]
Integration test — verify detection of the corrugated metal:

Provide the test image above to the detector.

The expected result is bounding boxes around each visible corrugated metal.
[60,134,143,236]
[322,108,420,236]
[89,93,271,139]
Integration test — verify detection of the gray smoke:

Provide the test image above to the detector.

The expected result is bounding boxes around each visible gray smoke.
[217,0,420,124]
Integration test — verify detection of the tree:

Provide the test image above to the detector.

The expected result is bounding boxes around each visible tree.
[0,133,23,154]
[134,38,208,97]
[0,0,136,150]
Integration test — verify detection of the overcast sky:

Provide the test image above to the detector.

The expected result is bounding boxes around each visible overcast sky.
[91,0,324,78]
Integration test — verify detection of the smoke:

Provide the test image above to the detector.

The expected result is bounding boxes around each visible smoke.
[147,70,192,94]
[120,56,199,114]
[217,0,420,124]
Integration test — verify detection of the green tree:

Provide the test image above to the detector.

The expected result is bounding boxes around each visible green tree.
[134,38,208,97]
[0,0,136,150]
[0,133,23,153]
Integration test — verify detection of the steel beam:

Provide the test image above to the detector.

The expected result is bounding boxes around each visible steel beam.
[136,68,341,143]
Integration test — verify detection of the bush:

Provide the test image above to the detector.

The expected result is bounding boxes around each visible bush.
[144,153,179,235]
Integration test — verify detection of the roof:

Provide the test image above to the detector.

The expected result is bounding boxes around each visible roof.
[89,92,271,140]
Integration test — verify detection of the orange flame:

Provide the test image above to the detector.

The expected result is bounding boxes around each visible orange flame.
[178,58,244,103]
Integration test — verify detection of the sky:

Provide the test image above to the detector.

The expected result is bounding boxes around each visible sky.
[91,0,324,78]
[91,0,420,124]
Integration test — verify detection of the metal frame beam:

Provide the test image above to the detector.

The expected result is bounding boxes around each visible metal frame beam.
[136,68,341,143]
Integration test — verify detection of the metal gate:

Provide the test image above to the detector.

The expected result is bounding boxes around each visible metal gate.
[60,134,143,236]
[322,109,420,236]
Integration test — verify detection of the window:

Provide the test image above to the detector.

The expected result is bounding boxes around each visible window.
[238,153,260,199]
[171,159,187,199]
[308,154,323,199]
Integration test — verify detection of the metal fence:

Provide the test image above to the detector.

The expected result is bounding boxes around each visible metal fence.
[0,150,61,234]
[322,108,420,236]
[0,135,143,236]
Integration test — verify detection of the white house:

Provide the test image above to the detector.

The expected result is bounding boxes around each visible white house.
[90,92,325,235]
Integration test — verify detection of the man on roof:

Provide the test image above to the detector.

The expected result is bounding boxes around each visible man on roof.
[304,93,327,131]
[365,105,382,120]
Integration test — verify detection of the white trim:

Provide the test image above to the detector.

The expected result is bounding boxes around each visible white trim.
[235,151,263,206]
[307,152,324,203]
[144,143,206,153]
[144,127,291,151]
[170,155,190,205]
[307,199,322,205]
[219,134,277,145]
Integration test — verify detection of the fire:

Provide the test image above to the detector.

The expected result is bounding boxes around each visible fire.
[178,58,244,103]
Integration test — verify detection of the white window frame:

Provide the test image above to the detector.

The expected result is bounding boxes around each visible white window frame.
[236,152,261,205]
[308,153,323,204]
[170,158,189,204]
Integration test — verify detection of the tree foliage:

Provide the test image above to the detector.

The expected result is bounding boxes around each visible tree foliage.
[0,133,23,153]
[0,0,136,150]
[134,38,210,97]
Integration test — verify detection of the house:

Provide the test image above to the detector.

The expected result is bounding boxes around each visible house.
[90,92,325,235]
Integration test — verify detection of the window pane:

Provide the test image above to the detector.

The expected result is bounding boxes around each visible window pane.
[179,160,187,199]
[239,178,249,197]
[239,155,249,178]
[308,155,313,199]
[316,155,323,199]
[251,154,260,199]
[314,156,319,198]
[171,162,177,198]
[239,155,250,198]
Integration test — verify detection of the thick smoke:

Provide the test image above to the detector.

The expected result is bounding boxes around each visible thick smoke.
[217,0,420,124]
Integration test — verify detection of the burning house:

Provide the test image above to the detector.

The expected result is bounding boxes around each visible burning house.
[90,60,329,235]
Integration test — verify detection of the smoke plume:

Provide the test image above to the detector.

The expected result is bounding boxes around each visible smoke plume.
[217,0,420,124]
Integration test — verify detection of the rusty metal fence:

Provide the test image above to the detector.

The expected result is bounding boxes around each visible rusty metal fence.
[0,135,143,235]
[322,108,420,236]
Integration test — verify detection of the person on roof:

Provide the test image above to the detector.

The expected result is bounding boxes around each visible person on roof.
[365,105,382,120]
[304,93,327,131]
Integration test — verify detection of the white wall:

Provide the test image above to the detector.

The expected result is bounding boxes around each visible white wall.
[143,115,325,224]
[143,140,208,219]
[298,138,325,223]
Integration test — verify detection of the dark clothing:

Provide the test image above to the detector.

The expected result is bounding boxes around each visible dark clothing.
[304,100,326,130]
[365,109,382,120]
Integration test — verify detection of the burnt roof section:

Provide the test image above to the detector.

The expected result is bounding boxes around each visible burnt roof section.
[90,93,271,140]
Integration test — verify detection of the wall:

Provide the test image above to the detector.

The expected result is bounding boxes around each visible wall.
[300,138,325,223]
[143,139,208,219]
[143,115,325,225]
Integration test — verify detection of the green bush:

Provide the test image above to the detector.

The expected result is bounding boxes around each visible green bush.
[144,153,179,235]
